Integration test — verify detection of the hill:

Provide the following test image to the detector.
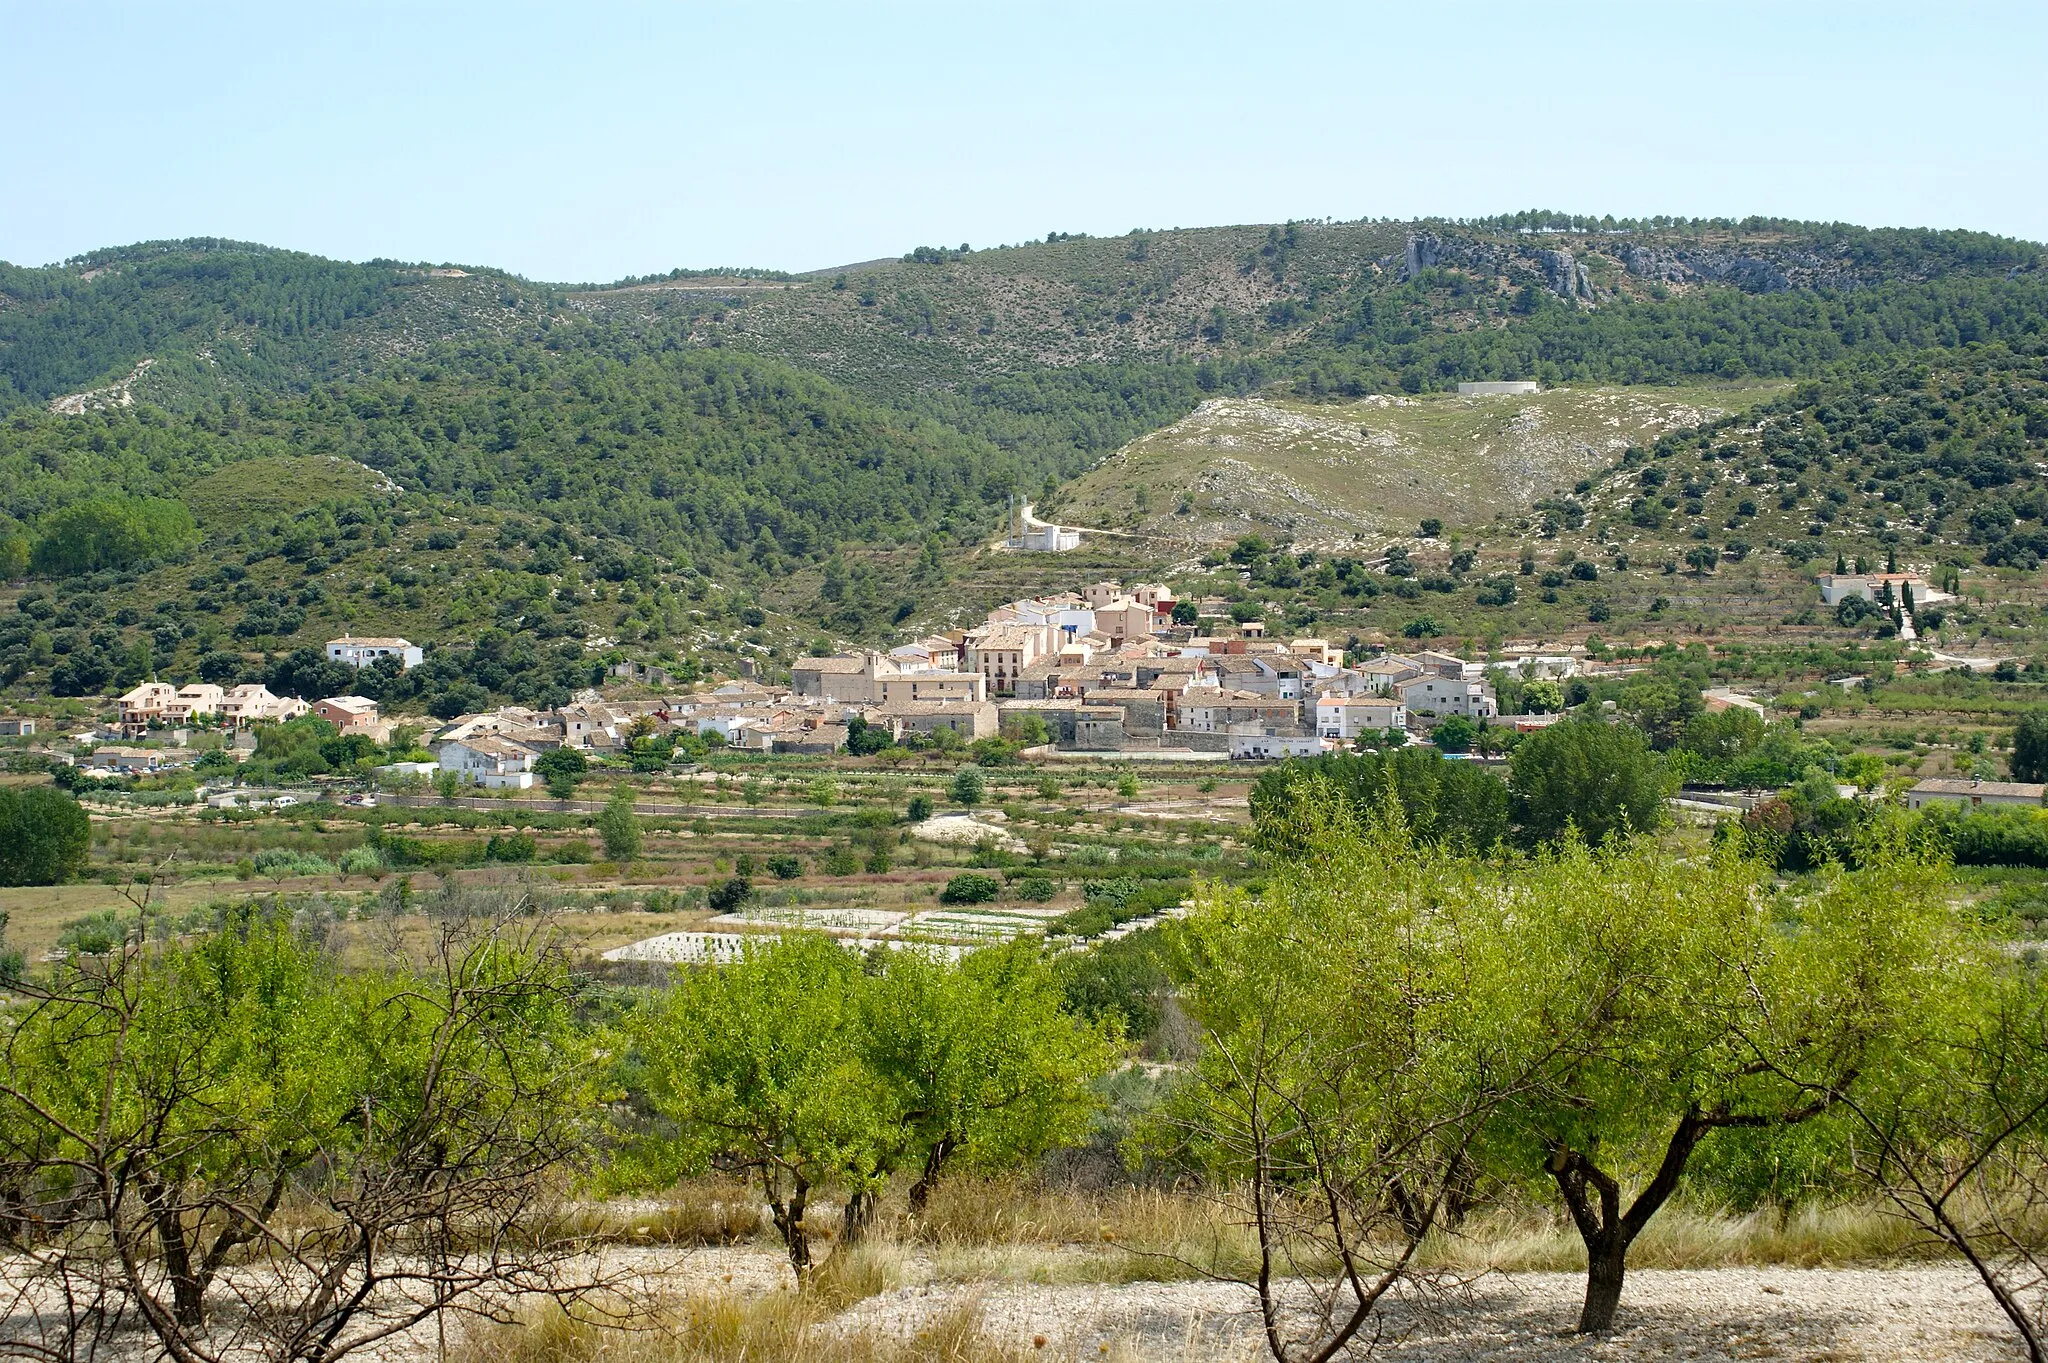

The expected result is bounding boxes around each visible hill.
[1,218,2046,715]
[1048,381,1786,550]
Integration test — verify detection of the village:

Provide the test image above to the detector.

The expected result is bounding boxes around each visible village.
[0,562,1982,805]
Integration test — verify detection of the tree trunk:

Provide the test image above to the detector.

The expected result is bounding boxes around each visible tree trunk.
[769,1175,812,1278]
[840,1189,875,1245]
[144,1183,206,1328]
[1550,1114,1710,1336]
[1578,1230,1628,1334]
[907,1137,954,1216]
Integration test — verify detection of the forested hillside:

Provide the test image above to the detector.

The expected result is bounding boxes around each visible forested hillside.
[0,215,2045,708]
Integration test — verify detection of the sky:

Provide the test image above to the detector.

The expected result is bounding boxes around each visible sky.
[4,1,2044,282]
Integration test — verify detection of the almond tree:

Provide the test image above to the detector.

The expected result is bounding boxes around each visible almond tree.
[1495,830,1958,1333]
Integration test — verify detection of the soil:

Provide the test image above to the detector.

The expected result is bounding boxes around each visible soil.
[836,1265,2021,1362]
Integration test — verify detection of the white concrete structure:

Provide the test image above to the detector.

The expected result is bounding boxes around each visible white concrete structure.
[1316,696,1407,741]
[436,735,538,789]
[1815,573,1952,608]
[325,635,423,670]
[1004,498,1080,552]
[1228,722,1322,760]
[1399,676,1498,719]
[1457,381,1539,396]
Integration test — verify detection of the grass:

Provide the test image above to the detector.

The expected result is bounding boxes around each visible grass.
[453,1295,1064,1363]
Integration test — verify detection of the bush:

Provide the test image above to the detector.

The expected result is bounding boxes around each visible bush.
[906,793,933,822]
[766,855,802,879]
[337,846,386,876]
[950,766,985,807]
[484,832,537,863]
[1014,876,1059,902]
[707,876,753,913]
[939,873,1001,905]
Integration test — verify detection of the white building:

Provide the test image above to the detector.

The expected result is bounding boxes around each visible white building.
[1316,696,1407,741]
[1228,721,1323,760]
[1398,676,1498,719]
[436,736,538,789]
[325,634,424,670]
[1457,380,1539,396]
[1004,498,1081,552]
[1815,573,1952,608]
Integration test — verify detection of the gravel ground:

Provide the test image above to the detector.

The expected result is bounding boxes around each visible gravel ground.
[837,1266,2024,1361]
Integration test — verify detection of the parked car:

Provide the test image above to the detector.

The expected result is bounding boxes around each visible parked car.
[271,794,298,808]
[342,793,377,808]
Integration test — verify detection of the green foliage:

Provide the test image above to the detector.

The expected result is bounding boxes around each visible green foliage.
[534,747,587,800]
[905,793,933,822]
[29,495,199,576]
[938,873,1001,905]
[1508,719,1672,845]
[1250,747,1510,854]
[631,934,1112,1270]
[949,765,984,807]
[0,785,92,885]
[706,876,752,913]
[0,904,594,1353]
[1432,715,1477,753]
[2013,712,2048,783]
[595,785,642,862]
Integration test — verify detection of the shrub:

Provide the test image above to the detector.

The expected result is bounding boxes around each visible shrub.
[707,876,753,913]
[766,855,802,879]
[906,794,933,822]
[939,873,1001,905]
[484,832,537,863]
[1014,876,1058,902]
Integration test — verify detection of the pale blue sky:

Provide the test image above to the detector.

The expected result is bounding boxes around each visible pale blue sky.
[4,1,2042,281]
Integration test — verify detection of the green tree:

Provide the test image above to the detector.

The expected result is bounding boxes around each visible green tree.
[0,905,597,1354]
[1155,786,1555,1361]
[1432,715,1477,753]
[864,942,1116,1217]
[1509,719,1672,845]
[950,765,985,807]
[0,786,92,886]
[1493,832,1961,1332]
[534,747,587,800]
[596,784,643,862]
[1171,599,1199,626]
[2012,712,2048,783]
[634,934,895,1277]
[30,495,199,576]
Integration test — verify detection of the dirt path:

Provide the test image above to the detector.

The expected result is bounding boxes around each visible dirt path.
[837,1265,2019,1362]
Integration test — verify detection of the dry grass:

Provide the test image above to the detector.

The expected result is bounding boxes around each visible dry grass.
[454,1294,1062,1363]
[1419,1201,1930,1273]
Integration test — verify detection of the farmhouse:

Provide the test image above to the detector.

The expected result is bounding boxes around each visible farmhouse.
[1905,778,2045,810]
